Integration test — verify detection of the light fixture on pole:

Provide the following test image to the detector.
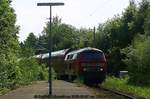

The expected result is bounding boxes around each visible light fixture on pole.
[37,2,64,96]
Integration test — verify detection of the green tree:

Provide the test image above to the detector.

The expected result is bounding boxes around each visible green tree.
[144,11,150,36]
[95,24,110,53]
[95,1,138,75]
[122,35,150,84]
[121,0,150,84]
[132,0,150,35]
[42,16,78,50]
[0,0,20,88]
[143,1,150,36]
[77,28,93,48]
[24,32,38,49]
[19,33,38,57]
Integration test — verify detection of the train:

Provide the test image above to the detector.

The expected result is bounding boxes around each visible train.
[35,47,107,84]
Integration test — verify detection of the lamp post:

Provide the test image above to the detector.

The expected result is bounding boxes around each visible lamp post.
[93,26,96,47]
[37,2,64,96]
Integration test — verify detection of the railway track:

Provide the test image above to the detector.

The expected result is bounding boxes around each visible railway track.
[86,84,145,99]
[98,86,137,99]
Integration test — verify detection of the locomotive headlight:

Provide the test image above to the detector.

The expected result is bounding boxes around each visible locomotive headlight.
[83,68,87,71]
[98,68,103,71]
[100,68,103,71]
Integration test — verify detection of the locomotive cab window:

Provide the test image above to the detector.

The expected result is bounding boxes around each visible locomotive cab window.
[69,54,73,60]
[80,51,103,60]
[66,54,74,60]
[72,53,77,60]
[65,53,77,60]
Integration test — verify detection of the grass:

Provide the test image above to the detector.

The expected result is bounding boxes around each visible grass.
[0,88,10,96]
[101,76,150,99]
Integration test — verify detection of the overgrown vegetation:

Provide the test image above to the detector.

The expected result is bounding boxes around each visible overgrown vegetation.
[95,0,150,84]
[102,77,150,99]
[16,58,48,85]
[122,35,150,84]
[0,0,48,95]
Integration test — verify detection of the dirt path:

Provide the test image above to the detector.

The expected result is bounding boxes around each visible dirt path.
[0,81,49,99]
[0,80,95,99]
[52,80,93,96]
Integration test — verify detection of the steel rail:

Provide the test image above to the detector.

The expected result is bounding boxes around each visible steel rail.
[99,86,137,99]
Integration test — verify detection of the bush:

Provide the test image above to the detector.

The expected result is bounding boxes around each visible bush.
[15,58,48,85]
[122,35,150,84]
[0,52,18,89]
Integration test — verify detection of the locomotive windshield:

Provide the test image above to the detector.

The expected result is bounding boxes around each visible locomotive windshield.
[80,51,103,60]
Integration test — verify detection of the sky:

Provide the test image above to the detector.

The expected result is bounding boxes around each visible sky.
[11,0,141,42]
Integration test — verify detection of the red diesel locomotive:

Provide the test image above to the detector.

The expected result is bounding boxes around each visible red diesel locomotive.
[35,47,107,84]
[64,47,107,84]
